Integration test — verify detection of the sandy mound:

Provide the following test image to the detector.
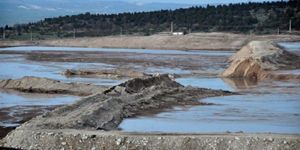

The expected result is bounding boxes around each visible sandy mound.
[6,74,233,132]
[0,76,107,96]
[222,41,300,80]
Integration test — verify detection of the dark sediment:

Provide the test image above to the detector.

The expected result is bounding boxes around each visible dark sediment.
[0,76,107,96]
[7,74,233,131]
[64,69,150,79]
[0,106,57,140]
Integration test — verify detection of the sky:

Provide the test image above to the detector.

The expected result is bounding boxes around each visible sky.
[0,0,282,26]
[123,0,280,4]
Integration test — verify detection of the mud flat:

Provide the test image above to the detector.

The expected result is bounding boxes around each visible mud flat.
[0,42,300,149]
[0,106,56,139]
[0,74,237,149]
[1,33,300,50]
[0,76,107,96]
[64,69,150,79]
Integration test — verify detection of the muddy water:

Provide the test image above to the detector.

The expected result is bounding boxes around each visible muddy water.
[0,47,232,135]
[120,79,300,133]
[1,43,299,134]
[0,90,78,108]
[0,90,78,139]
[120,42,300,133]
[278,42,300,53]
[0,46,234,56]
[0,54,123,86]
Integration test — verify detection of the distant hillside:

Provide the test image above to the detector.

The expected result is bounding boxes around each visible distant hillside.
[0,0,192,26]
[1,1,300,40]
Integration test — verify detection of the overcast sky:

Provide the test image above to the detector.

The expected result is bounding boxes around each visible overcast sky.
[0,0,284,26]
[123,0,281,4]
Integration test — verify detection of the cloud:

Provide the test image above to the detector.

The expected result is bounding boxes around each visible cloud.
[17,5,30,10]
[127,0,147,6]
[46,8,57,11]
[17,4,57,11]
[28,4,42,10]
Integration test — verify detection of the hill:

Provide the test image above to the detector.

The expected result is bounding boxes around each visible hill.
[1,1,300,40]
[0,0,192,26]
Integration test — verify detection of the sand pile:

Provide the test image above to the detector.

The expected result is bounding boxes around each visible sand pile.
[0,76,107,96]
[4,74,232,132]
[222,41,300,80]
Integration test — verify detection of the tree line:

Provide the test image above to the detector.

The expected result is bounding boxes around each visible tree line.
[1,0,299,40]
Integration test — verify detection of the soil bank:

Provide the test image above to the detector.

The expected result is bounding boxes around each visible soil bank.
[0,76,107,96]
[1,33,300,50]
[222,40,300,81]
[1,74,236,149]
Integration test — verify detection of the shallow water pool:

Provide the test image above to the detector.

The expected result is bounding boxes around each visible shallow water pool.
[120,77,300,133]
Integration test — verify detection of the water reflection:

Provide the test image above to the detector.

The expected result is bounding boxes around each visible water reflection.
[0,89,78,108]
[222,78,258,90]
[176,77,233,91]
[120,76,300,133]
[0,54,123,86]
[277,42,300,52]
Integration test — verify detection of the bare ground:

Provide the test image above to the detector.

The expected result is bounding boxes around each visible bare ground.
[1,35,300,149]
[222,41,300,81]
[0,76,108,96]
[2,129,300,150]
[1,33,300,50]
[0,106,57,139]
[0,75,237,149]
[11,75,233,131]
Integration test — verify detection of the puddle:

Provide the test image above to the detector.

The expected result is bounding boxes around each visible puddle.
[0,90,78,108]
[120,78,300,133]
[0,46,234,56]
[277,42,300,52]
[0,90,78,127]
[121,42,300,134]
[1,45,299,133]
[0,54,123,86]
[176,77,233,91]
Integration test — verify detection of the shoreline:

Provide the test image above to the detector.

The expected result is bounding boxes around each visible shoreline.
[1,33,300,51]
[0,38,300,149]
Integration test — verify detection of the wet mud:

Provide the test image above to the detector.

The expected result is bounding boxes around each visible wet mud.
[0,42,299,149]
[0,106,57,139]
[0,76,107,96]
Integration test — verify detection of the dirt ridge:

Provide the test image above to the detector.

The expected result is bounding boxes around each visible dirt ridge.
[1,74,235,149]
[0,76,107,96]
[222,41,300,80]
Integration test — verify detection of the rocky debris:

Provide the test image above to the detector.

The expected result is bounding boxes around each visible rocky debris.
[64,69,150,79]
[1,130,300,150]
[0,106,58,140]
[0,76,107,96]
[222,41,300,80]
[5,74,233,132]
